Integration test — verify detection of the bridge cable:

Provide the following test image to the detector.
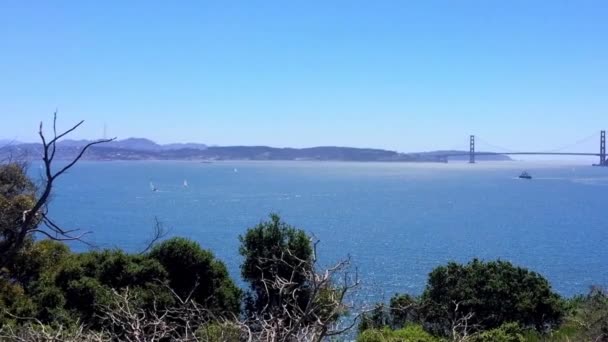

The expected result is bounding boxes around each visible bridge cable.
[475,137,518,153]
[540,131,599,153]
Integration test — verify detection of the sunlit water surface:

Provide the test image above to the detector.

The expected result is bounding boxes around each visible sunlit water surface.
[39,161,608,301]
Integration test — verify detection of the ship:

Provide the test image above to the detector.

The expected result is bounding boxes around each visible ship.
[518,171,532,179]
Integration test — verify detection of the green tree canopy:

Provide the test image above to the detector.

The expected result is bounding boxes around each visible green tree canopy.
[239,214,313,316]
[149,237,241,316]
[421,259,564,335]
[0,163,39,267]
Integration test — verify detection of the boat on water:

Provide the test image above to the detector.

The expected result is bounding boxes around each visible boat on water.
[183,179,189,187]
[518,171,532,179]
[150,182,158,191]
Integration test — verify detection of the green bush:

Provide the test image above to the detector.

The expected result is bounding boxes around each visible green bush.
[43,249,170,327]
[0,240,72,326]
[359,294,421,332]
[358,303,390,332]
[421,259,564,335]
[149,237,241,316]
[195,322,241,342]
[390,293,420,328]
[471,322,525,342]
[358,324,440,342]
[555,287,608,342]
[10,239,71,286]
[0,279,37,325]
[239,214,313,316]
[0,163,38,268]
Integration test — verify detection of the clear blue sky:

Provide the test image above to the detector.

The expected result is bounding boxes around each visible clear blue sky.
[1,0,607,153]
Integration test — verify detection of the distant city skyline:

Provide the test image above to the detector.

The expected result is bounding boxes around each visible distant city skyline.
[1,1,607,154]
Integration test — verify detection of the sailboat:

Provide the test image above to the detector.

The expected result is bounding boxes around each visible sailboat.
[183,179,189,188]
[150,182,158,192]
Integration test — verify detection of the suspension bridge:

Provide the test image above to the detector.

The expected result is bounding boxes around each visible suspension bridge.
[441,130,607,166]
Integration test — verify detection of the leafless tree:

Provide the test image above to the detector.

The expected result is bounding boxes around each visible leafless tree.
[0,312,110,341]
[95,284,250,342]
[0,112,114,268]
[448,301,477,342]
[99,287,196,342]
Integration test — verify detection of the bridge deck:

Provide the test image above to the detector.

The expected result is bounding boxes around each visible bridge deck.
[445,152,600,157]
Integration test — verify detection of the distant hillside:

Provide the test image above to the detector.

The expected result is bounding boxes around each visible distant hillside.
[421,150,512,161]
[0,139,511,162]
[58,138,207,151]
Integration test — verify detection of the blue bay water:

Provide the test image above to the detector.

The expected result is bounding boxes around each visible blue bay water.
[41,161,607,301]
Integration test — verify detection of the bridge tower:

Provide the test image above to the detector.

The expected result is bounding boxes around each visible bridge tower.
[469,135,475,164]
[601,130,606,166]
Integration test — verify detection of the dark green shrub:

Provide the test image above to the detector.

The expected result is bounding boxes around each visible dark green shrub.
[53,249,169,326]
[10,240,71,286]
[358,303,391,332]
[421,259,564,335]
[390,293,420,328]
[149,237,241,316]
[239,214,313,316]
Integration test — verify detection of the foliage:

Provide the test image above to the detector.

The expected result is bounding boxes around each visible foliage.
[551,286,608,342]
[0,239,242,331]
[0,163,38,267]
[9,239,71,285]
[359,294,421,332]
[239,213,313,316]
[471,322,526,342]
[357,324,440,342]
[358,303,391,332]
[0,279,37,325]
[53,249,168,325]
[420,259,564,335]
[238,214,359,340]
[149,237,241,316]
[195,322,242,342]
[0,162,35,198]
[391,293,420,328]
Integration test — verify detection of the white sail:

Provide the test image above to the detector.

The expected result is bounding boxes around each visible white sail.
[183,179,188,187]
[150,182,157,191]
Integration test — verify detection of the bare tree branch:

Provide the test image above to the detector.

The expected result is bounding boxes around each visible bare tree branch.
[0,113,115,268]
[138,217,170,255]
[242,237,363,342]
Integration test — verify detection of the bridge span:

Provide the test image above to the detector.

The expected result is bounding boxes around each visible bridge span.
[442,130,607,166]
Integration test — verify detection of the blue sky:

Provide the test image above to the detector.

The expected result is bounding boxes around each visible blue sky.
[1,1,607,153]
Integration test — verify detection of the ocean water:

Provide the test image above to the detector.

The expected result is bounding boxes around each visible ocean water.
[39,161,608,301]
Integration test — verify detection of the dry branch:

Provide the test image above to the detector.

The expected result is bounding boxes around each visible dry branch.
[0,112,114,268]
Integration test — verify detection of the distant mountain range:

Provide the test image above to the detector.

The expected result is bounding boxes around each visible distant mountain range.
[51,138,209,151]
[0,138,511,162]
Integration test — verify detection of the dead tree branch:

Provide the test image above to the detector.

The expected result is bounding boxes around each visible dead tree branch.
[138,217,170,255]
[0,112,114,267]
[244,237,363,342]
